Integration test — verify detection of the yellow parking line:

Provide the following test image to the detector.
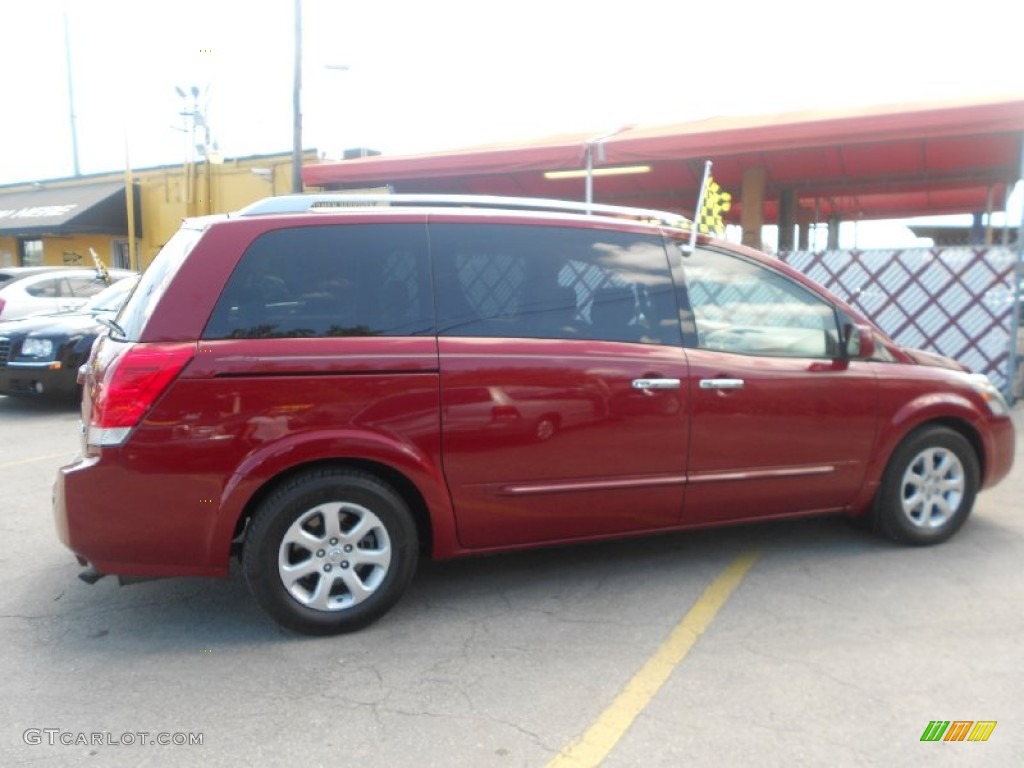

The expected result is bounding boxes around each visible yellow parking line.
[0,452,72,470]
[546,550,760,768]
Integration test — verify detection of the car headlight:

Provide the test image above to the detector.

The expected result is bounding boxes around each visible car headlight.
[966,373,1010,417]
[20,338,55,359]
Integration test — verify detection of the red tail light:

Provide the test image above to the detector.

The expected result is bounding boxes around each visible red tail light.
[0,297,6,316]
[88,341,195,446]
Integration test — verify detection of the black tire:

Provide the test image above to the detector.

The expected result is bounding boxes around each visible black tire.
[873,426,979,545]
[242,468,419,635]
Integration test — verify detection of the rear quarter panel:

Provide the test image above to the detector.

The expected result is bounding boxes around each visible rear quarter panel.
[98,337,447,575]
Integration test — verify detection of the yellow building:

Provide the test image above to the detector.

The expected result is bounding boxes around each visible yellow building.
[0,151,314,272]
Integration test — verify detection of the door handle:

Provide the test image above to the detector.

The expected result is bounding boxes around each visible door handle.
[699,378,745,390]
[631,378,681,390]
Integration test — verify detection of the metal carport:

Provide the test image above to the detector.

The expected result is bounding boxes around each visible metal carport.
[303,96,1024,249]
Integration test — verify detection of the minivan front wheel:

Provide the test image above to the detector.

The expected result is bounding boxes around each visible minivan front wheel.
[874,426,979,545]
[243,468,418,635]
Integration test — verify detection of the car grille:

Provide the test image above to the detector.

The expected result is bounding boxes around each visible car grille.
[0,337,10,367]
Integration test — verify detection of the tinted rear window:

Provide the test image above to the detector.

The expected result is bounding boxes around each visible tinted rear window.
[116,226,204,340]
[203,223,433,339]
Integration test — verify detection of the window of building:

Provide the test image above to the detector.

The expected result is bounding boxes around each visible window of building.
[19,239,44,267]
[112,240,136,270]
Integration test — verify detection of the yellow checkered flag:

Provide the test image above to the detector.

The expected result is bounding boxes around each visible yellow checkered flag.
[89,247,112,285]
[697,176,731,237]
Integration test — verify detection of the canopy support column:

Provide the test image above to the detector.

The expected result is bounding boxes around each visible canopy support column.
[740,166,765,250]
[827,215,841,250]
[778,189,796,252]
[797,206,812,250]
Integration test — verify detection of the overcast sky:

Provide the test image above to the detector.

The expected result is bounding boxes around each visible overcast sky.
[2,0,1022,245]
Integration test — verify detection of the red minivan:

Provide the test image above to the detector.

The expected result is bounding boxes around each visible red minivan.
[54,195,1016,634]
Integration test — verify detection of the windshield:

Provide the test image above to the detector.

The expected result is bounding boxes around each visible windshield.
[83,276,140,312]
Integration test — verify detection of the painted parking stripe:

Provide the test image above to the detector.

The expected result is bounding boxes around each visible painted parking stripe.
[0,452,72,470]
[546,550,759,768]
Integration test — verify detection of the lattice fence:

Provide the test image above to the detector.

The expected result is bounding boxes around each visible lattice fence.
[779,247,1022,394]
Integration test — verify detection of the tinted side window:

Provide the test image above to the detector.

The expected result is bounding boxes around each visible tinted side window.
[25,278,60,298]
[204,224,432,340]
[432,223,681,346]
[681,247,840,358]
[66,275,108,297]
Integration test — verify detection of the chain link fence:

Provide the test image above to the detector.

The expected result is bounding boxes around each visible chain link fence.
[779,247,1022,398]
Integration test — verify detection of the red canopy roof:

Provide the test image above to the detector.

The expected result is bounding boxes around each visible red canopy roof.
[302,97,1024,222]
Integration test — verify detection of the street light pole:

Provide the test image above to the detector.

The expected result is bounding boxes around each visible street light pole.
[291,0,303,193]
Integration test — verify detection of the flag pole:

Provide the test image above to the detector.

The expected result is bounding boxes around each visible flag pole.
[684,160,712,254]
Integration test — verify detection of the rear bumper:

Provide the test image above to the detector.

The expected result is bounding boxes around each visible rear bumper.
[53,454,227,579]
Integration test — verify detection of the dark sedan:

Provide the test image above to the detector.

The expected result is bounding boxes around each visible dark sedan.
[0,276,138,400]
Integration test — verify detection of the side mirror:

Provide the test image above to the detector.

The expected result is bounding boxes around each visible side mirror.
[844,323,875,360]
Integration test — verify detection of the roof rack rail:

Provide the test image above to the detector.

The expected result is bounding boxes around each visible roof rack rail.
[235,193,692,229]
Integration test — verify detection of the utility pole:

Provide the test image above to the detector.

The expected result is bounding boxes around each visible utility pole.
[175,85,211,215]
[64,10,80,176]
[292,0,303,193]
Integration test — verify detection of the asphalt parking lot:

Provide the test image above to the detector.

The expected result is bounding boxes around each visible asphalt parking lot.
[1,395,1021,767]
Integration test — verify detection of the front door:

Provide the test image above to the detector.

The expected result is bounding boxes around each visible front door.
[676,245,878,523]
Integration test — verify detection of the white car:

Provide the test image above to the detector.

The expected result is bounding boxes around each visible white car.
[0,267,135,320]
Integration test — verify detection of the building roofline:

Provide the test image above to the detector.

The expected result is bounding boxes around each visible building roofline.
[0,149,318,192]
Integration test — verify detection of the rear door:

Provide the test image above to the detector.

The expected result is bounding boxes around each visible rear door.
[433,220,689,549]
[675,244,878,523]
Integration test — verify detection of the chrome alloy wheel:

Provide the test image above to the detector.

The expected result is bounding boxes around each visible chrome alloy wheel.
[277,501,392,611]
[899,446,966,529]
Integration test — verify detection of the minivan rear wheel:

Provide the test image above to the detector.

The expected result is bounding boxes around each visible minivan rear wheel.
[873,426,979,545]
[242,468,419,635]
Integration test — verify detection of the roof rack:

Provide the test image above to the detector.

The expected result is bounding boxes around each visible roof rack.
[235,193,692,230]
